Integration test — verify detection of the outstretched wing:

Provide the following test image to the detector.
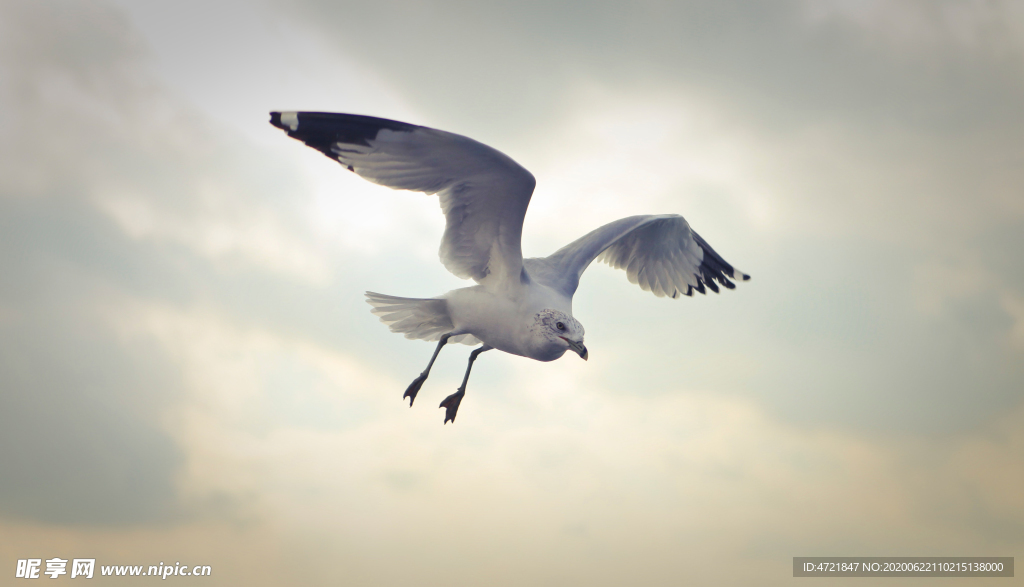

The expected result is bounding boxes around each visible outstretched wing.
[270,112,536,285]
[526,214,750,299]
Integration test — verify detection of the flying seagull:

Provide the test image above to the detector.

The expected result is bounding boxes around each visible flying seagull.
[270,112,750,424]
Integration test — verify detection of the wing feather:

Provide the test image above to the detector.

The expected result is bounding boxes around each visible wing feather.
[526,214,750,299]
[271,112,535,286]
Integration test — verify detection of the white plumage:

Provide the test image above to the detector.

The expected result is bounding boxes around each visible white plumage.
[271,112,750,423]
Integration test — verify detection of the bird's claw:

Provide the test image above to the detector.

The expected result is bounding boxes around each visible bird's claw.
[403,373,427,406]
[439,389,465,424]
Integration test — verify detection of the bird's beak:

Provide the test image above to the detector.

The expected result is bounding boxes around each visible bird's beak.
[561,337,588,361]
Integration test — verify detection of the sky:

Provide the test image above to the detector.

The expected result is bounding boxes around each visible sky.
[1,0,1022,584]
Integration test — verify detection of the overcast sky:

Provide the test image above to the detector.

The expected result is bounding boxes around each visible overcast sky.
[1,0,1022,585]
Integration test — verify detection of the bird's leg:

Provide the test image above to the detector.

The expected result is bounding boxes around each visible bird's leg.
[404,334,451,407]
[440,345,492,424]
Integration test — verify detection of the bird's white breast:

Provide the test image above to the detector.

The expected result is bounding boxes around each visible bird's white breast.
[444,283,571,360]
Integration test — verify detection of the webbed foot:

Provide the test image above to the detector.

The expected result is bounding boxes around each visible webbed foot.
[403,373,427,406]
[439,389,466,424]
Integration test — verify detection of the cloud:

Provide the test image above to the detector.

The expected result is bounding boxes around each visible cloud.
[0,0,186,526]
[6,355,1020,585]
[0,294,184,525]
[0,0,351,525]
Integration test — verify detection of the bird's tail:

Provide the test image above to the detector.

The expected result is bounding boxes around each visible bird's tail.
[364,292,480,345]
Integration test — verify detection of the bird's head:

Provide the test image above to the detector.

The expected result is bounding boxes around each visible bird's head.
[531,309,587,361]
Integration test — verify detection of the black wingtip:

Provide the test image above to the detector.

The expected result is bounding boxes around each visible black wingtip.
[266,112,421,159]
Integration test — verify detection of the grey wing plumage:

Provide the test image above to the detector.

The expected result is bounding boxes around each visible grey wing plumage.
[270,112,536,286]
[527,214,750,299]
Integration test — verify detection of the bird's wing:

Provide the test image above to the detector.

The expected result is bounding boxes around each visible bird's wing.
[527,214,750,299]
[271,112,536,286]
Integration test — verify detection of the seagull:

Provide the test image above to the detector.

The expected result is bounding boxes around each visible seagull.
[270,112,750,424]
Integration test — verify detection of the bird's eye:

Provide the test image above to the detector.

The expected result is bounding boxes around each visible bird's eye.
[556,322,566,331]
